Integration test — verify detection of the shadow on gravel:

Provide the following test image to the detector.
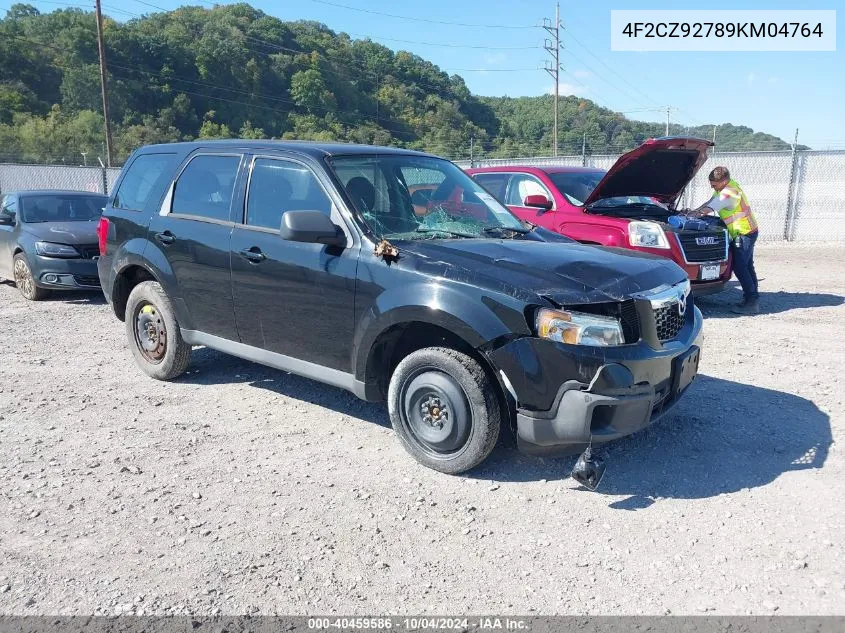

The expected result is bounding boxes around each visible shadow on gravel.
[0,280,106,304]
[176,350,831,507]
[472,375,831,509]
[178,347,390,428]
[696,284,843,318]
[44,290,107,305]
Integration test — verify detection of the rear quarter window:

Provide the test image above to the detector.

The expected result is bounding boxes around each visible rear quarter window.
[471,173,509,201]
[113,153,178,212]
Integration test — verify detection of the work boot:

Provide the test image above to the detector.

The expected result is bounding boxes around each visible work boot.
[732,299,759,315]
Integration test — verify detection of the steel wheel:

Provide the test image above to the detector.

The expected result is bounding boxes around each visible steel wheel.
[400,368,472,458]
[13,256,36,299]
[133,301,168,364]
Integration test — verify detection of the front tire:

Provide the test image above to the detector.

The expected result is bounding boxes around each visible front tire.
[13,253,49,301]
[388,347,501,474]
[125,280,191,380]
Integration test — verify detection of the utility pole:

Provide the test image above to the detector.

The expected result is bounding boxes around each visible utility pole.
[469,136,475,168]
[543,3,561,156]
[665,105,671,136]
[784,128,800,241]
[581,132,586,166]
[94,0,114,168]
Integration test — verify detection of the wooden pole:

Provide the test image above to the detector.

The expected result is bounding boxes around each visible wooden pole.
[95,0,114,167]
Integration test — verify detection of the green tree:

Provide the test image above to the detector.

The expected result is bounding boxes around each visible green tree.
[0,2,801,164]
[198,111,234,139]
[290,68,337,114]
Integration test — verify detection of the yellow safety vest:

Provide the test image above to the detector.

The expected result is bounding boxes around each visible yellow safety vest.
[712,179,758,238]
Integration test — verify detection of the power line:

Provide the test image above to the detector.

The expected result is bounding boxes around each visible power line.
[36,1,478,102]
[95,0,114,167]
[559,46,654,111]
[557,67,627,112]
[126,0,172,11]
[542,4,561,156]
[561,24,662,109]
[53,2,540,98]
[239,34,479,95]
[342,32,537,50]
[305,0,538,29]
[442,67,539,72]
[108,62,416,138]
[7,33,422,140]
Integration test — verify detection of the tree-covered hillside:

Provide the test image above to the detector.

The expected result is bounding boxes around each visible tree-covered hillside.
[0,2,799,165]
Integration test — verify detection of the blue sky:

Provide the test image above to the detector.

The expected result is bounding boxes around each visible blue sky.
[21,0,845,147]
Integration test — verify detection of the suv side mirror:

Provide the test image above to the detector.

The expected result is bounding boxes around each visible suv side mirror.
[0,214,13,226]
[279,210,345,247]
[523,194,553,212]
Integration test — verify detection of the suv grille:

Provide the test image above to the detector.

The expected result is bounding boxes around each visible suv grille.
[677,231,728,263]
[77,244,100,259]
[619,300,640,344]
[654,303,685,342]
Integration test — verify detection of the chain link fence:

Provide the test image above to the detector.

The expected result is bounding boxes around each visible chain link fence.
[0,164,122,196]
[458,149,845,243]
[3,151,845,243]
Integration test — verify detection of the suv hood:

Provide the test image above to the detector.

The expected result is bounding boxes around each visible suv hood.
[583,136,713,206]
[399,239,686,305]
[22,221,99,244]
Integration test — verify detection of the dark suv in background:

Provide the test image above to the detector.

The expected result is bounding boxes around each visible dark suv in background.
[98,141,702,474]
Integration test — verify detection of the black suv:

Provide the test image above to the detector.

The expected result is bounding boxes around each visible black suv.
[98,141,702,474]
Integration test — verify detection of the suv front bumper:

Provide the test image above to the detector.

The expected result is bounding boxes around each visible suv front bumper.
[487,306,703,455]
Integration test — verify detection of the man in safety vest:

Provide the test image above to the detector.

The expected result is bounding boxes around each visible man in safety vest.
[692,166,760,314]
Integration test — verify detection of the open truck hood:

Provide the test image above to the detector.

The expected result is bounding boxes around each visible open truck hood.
[583,136,714,207]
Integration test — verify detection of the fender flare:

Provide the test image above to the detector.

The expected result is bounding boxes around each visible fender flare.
[351,283,531,386]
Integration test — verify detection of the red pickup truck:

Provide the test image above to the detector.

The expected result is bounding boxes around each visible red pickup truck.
[466,137,732,296]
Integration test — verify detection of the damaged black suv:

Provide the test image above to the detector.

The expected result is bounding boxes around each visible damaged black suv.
[98,141,702,474]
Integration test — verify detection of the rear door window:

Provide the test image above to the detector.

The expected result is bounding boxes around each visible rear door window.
[113,153,177,212]
[171,154,242,222]
[471,173,509,201]
[1,195,17,220]
[506,174,553,207]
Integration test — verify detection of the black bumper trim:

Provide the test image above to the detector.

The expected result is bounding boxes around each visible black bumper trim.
[515,352,696,456]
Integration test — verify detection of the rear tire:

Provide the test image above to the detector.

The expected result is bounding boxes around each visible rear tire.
[125,280,191,380]
[13,253,49,301]
[388,347,501,474]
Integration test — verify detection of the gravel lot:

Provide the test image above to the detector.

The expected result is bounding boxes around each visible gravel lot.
[0,243,843,616]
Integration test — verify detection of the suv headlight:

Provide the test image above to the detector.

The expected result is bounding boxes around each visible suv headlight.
[35,241,81,258]
[628,221,669,249]
[536,308,624,346]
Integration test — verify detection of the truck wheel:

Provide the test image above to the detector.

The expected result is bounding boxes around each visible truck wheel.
[388,347,501,474]
[125,280,191,381]
[13,253,49,301]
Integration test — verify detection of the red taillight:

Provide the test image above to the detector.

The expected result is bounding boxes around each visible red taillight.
[97,217,110,256]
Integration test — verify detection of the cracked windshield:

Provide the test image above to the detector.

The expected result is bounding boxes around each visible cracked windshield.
[331,155,526,239]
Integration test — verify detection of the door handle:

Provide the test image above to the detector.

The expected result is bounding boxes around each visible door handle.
[155,231,175,245]
[238,247,266,263]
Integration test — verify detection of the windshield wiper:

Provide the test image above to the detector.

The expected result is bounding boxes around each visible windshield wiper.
[483,226,530,237]
[416,228,478,239]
